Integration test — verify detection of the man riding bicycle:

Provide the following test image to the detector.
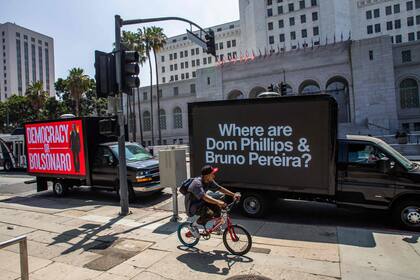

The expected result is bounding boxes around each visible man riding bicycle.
[186,165,241,236]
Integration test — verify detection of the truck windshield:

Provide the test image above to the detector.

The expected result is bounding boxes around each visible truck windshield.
[111,144,152,161]
[376,140,413,170]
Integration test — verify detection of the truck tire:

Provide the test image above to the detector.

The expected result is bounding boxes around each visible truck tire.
[240,192,268,218]
[392,200,420,231]
[53,180,68,197]
[4,160,13,172]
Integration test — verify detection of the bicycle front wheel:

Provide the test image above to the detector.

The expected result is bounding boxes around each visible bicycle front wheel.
[223,224,252,255]
[177,222,200,247]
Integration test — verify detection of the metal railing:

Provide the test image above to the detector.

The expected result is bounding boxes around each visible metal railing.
[0,235,29,280]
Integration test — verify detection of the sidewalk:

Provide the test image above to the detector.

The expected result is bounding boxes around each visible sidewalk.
[0,191,419,280]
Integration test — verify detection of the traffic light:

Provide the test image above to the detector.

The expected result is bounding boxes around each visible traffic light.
[121,50,140,94]
[205,29,216,57]
[280,82,288,96]
[95,51,116,98]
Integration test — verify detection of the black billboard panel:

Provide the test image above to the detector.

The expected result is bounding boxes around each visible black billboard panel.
[188,95,338,195]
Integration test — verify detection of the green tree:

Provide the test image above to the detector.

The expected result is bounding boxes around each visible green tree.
[26,81,48,120]
[5,95,31,127]
[65,68,90,116]
[144,27,166,145]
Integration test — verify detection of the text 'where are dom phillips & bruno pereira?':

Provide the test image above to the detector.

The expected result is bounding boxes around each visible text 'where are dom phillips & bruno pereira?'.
[205,123,312,168]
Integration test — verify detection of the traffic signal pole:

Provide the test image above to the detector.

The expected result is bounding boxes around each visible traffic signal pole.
[115,15,130,216]
[113,14,214,216]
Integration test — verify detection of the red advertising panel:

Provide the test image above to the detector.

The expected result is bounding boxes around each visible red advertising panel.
[25,120,86,176]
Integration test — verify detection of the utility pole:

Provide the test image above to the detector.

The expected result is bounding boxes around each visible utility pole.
[115,15,129,216]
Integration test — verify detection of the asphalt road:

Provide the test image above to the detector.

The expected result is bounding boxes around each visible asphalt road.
[0,171,406,233]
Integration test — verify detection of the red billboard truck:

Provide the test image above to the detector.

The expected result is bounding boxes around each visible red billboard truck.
[24,117,163,201]
[188,95,420,230]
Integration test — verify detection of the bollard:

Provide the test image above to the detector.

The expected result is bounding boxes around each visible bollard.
[171,185,179,222]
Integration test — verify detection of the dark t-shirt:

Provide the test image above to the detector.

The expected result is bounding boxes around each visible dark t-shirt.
[184,177,221,216]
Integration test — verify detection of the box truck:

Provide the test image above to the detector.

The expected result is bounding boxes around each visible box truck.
[188,95,420,230]
[24,117,163,201]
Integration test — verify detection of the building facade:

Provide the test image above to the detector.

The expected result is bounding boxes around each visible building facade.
[157,21,241,85]
[130,36,420,145]
[0,22,55,100]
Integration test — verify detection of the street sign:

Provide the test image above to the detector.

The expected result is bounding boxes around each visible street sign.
[186,30,207,49]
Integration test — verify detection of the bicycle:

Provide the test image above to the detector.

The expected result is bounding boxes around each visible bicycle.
[177,200,252,256]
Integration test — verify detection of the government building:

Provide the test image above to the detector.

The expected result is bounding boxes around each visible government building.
[128,0,420,146]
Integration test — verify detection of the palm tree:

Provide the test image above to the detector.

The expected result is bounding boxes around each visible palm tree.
[121,31,147,144]
[142,27,167,145]
[65,68,90,117]
[26,81,47,119]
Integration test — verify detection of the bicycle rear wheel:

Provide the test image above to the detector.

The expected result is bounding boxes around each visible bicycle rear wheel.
[223,224,252,255]
[177,222,200,247]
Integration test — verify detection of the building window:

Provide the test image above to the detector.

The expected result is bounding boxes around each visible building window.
[408,17,414,26]
[31,44,36,81]
[173,86,179,96]
[143,111,151,131]
[366,10,372,19]
[24,42,29,86]
[402,123,410,131]
[180,51,183,58]
[279,33,285,42]
[374,23,381,33]
[289,17,295,26]
[416,0,420,8]
[386,5,392,15]
[159,109,167,130]
[299,0,305,9]
[170,65,173,71]
[313,26,319,36]
[174,64,178,71]
[269,36,274,44]
[143,92,148,100]
[278,19,284,28]
[301,29,307,38]
[394,4,400,13]
[267,8,273,17]
[386,21,393,30]
[161,55,165,62]
[290,31,296,40]
[162,66,165,73]
[268,22,273,30]
[162,77,166,83]
[174,53,177,59]
[169,53,173,60]
[301,14,306,23]
[369,50,374,60]
[415,123,420,131]
[192,60,195,67]
[16,39,22,94]
[408,32,415,41]
[196,59,200,66]
[407,1,414,10]
[288,3,294,12]
[417,15,420,24]
[373,8,380,18]
[396,34,402,43]
[181,73,185,80]
[395,19,401,29]
[402,50,412,62]
[267,0,272,5]
[190,83,196,93]
[192,71,196,78]
[312,12,318,21]
[173,107,183,129]
[278,6,283,14]
[45,48,49,90]
[311,0,317,6]
[367,25,373,34]
[207,77,211,85]
[418,31,420,40]
[232,40,236,47]
[219,42,223,49]
[186,73,189,79]
[400,78,419,108]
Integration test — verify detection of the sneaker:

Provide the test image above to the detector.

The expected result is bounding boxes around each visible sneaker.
[189,223,200,238]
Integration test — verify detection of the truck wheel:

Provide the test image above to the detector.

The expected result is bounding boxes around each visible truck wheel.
[240,192,268,218]
[4,160,12,172]
[393,200,420,230]
[53,181,68,197]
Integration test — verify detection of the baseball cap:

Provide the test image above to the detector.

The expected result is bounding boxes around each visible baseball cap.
[201,165,219,176]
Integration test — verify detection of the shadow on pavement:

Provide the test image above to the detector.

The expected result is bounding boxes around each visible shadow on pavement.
[0,187,171,210]
[176,246,253,276]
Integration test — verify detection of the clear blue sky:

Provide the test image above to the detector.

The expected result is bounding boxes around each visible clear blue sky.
[1,0,239,85]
